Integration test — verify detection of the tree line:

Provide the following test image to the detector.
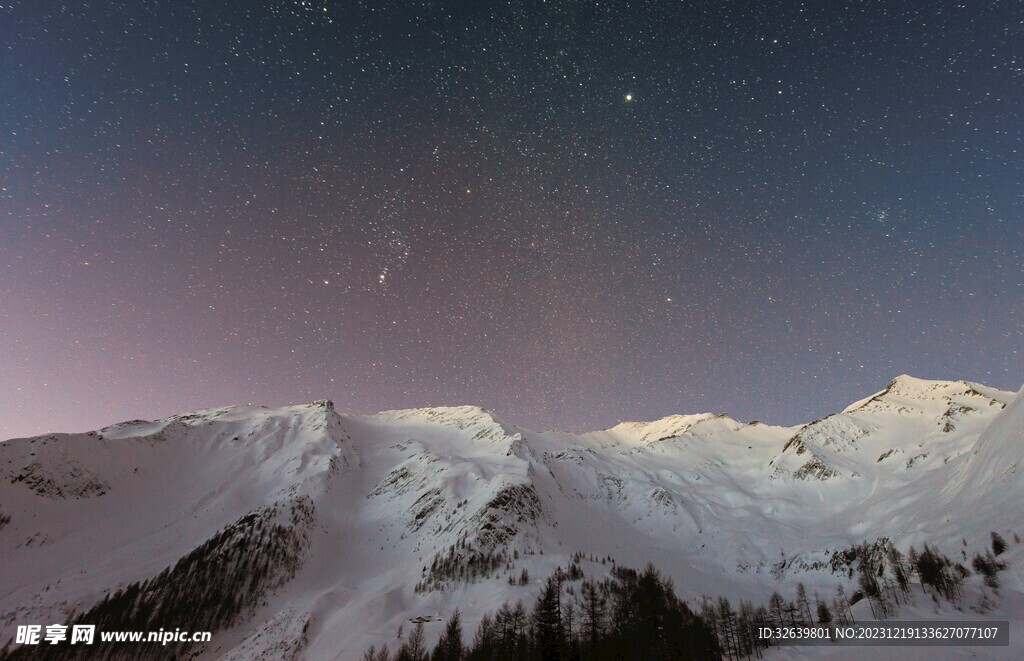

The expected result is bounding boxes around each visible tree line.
[1,498,315,661]
[365,563,720,660]
[368,531,1014,660]
[700,532,1012,658]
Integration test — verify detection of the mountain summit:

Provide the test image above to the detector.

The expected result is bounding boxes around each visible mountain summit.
[1,377,1022,657]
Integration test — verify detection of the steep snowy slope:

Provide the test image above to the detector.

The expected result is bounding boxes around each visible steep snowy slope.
[952,383,1024,515]
[0,377,1021,658]
[0,401,352,629]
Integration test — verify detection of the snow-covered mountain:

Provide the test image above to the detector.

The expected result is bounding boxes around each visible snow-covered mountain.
[1,376,1022,658]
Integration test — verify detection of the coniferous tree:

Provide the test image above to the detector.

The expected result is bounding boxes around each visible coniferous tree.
[972,551,1005,588]
[991,532,1007,556]
[532,574,564,661]
[371,564,721,661]
[834,585,854,625]
[913,544,963,602]
[562,598,579,659]
[767,592,787,629]
[856,553,887,617]
[784,599,800,627]
[469,612,496,659]
[511,601,529,652]
[754,605,772,654]
[363,644,392,661]
[816,599,832,627]
[493,601,530,658]
[432,610,464,661]
[579,578,606,654]
[716,596,738,659]
[700,595,720,652]
[397,622,428,661]
[736,599,763,659]
[886,546,911,599]
[795,583,813,625]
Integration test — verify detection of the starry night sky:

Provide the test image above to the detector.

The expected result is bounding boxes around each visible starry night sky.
[2,0,1022,439]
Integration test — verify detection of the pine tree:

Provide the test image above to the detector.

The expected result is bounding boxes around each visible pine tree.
[700,595,719,651]
[716,596,738,659]
[914,544,963,602]
[991,531,1007,556]
[397,622,427,661]
[562,599,578,659]
[736,600,762,659]
[887,546,911,598]
[754,605,772,653]
[470,612,496,658]
[768,591,787,629]
[816,599,832,626]
[972,551,1005,588]
[796,583,813,625]
[579,579,606,653]
[432,610,463,661]
[834,585,854,625]
[509,601,528,657]
[857,553,885,618]
[363,644,392,661]
[532,574,563,661]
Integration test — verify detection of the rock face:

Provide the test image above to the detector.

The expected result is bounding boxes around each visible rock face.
[0,377,1021,658]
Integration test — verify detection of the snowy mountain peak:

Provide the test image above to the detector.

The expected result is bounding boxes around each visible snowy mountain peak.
[371,405,518,441]
[882,374,986,400]
[2,379,1023,658]
[841,374,1005,416]
[765,375,1018,486]
[603,413,720,442]
[597,411,770,448]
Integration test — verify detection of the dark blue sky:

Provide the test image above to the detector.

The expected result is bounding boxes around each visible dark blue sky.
[2,0,1021,439]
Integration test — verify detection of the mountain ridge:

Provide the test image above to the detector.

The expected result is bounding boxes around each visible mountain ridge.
[2,375,1022,658]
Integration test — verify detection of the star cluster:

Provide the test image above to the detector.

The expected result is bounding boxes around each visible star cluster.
[2,0,1021,438]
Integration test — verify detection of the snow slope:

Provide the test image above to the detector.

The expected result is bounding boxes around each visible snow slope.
[1,378,1022,658]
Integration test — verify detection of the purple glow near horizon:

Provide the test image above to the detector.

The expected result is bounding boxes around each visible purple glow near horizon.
[2,1,1021,439]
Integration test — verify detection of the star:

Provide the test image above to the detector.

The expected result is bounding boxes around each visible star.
[1,0,1019,441]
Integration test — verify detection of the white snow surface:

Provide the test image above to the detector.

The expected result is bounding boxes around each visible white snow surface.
[1,378,1023,658]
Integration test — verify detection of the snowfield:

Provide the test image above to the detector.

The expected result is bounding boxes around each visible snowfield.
[1,375,1022,658]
